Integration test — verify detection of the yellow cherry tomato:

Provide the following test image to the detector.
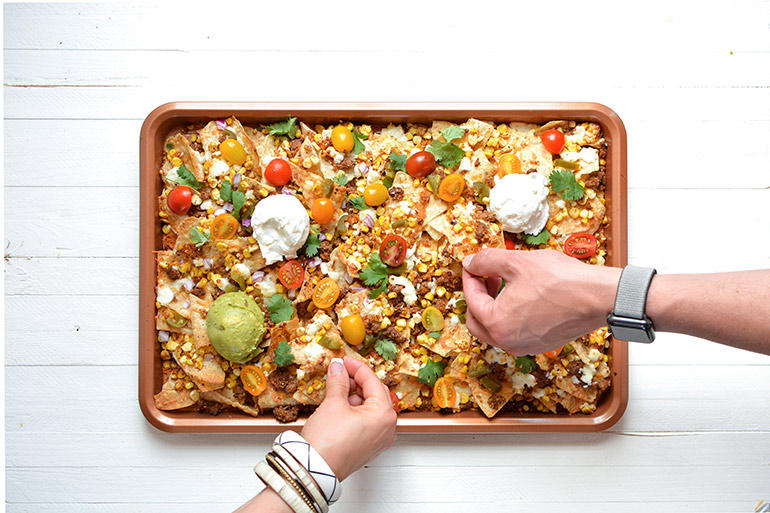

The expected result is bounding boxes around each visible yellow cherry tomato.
[312,277,341,309]
[340,315,366,345]
[331,126,355,153]
[497,153,522,177]
[219,138,247,166]
[311,197,335,225]
[422,306,444,332]
[363,183,389,206]
[437,174,465,203]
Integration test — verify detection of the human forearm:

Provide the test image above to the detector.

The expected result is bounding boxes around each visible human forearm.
[234,489,292,513]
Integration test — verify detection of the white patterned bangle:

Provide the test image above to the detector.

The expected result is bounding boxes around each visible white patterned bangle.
[254,460,313,513]
[275,430,342,504]
[272,444,329,513]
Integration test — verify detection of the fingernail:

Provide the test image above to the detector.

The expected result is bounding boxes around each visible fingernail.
[328,358,344,376]
[463,255,474,267]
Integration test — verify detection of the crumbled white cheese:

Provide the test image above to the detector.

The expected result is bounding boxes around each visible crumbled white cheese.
[532,388,546,399]
[588,348,602,362]
[165,166,181,183]
[200,199,212,211]
[510,372,536,391]
[381,125,407,141]
[256,273,278,297]
[361,299,383,317]
[157,286,174,305]
[388,275,417,305]
[208,158,230,178]
[458,157,472,172]
[560,147,600,175]
[213,275,230,291]
[395,200,412,216]
[580,364,596,385]
[565,125,587,144]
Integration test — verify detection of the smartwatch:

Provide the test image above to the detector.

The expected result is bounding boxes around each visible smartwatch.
[607,265,657,343]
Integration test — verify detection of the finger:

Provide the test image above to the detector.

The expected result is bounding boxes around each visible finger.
[485,277,503,297]
[323,357,351,403]
[462,268,496,326]
[348,394,364,407]
[344,357,391,405]
[462,248,516,281]
[464,304,495,345]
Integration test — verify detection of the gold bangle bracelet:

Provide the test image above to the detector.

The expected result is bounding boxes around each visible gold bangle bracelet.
[266,452,318,513]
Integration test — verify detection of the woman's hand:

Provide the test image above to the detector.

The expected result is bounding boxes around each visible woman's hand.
[301,356,398,481]
[462,248,621,355]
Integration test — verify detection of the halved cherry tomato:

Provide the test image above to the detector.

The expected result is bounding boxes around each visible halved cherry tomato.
[341,314,366,345]
[379,234,407,267]
[240,365,267,396]
[497,153,522,177]
[312,277,340,309]
[390,391,401,413]
[405,151,436,178]
[564,233,597,259]
[540,129,565,154]
[211,213,239,240]
[311,198,335,225]
[219,138,247,166]
[331,126,355,153]
[504,238,516,250]
[264,158,292,187]
[422,306,445,332]
[437,174,465,202]
[363,183,389,206]
[433,377,456,409]
[543,346,564,359]
[167,186,192,215]
[278,260,304,289]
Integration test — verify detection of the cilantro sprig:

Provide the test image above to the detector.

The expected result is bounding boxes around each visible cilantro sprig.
[267,294,294,323]
[348,195,368,210]
[417,358,446,387]
[332,172,349,186]
[266,117,298,139]
[189,227,210,247]
[388,152,407,172]
[440,125,465,142]
[273,340,295,367]
[351,130,367,155]
[301,233,321,258]
[549,169,584,201]
[360,253,396,299]
[218,180,246,221]
[522,229,550,246]
[375,339,398,361]
[171,164,203,190]
[427,140,464,169]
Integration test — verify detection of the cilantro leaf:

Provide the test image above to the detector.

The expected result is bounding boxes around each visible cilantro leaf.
[273,340,295,367]
[351,130,367,155]
[441,125,466,142]
[189,227,210,247]
[417,359,446,387]
[165,143,174,151]
[388,152,407,172]
[232,190,246,221]
[266,117,298,139]
[220,180,233,202]
[267,294,294,324]
[368,281,388,299]
[171,164,203,190]
[375,339,398,361]
[359,254,389,286]
[515,355,537,374]
[549,169,585,201]
[427,141,464,169]
[522,229,550,245]
[302,233,321,257]
[428,331,441,339]
[332,172,349,186]
[348,195,368,210]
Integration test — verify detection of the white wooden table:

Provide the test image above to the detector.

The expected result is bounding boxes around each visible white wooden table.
[4,2,770,511]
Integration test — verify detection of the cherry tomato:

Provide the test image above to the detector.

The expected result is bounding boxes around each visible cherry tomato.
[340,315,366,345]
[390,391,401,413]
[422,306,445,332]
[167,186,192,215]
[379,234,407,267]
[433,377,456,409]
[504,238,516,250]
[564,233,597,259]
[264,158,292,187]
[540,129,565,154]
[437,174,465,202]
[331,126,355,153]
[543,346,564,359]
[240,365,267,396]
[219,138,247,166]
[405,151,436,178]
[312,277,341,309]
[497,153,522,177]
[311,198,335,225]
[363,183,389,206]
[278,260,304,289]
[211,213,239,240]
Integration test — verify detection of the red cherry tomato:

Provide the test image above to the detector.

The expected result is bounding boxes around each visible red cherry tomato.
[390,391,401,413]
[167,186,192,215]
[540,129,565,154]
[564,233,597,259]
[504,238,515,250]
[405,151,436,178]
[379,234,408,267]
[278,260,304,289]
[264,158,292,187]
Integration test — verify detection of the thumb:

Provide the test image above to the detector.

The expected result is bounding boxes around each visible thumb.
[462,248,516,280]
[323,357,350,402]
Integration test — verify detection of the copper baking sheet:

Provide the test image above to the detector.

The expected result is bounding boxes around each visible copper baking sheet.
[139,102,628,433]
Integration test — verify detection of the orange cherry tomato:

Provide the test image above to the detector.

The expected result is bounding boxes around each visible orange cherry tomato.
[219,138,247,166]
[363,183,389,206]
[331,126,355,153]
[540,129,565,154]
[543,346,563,359]
[497,154,522,177]
[211,213,239,240]
[311,198,335,225]
[167,186,192,215]
[264,159,292,187]
[433,377,456,409]
[312,277,340,309]
[390,391,401,413]
[278,260,304,289]
[437,174,465,202]
[240,365,267,395]
[340,314,366,345]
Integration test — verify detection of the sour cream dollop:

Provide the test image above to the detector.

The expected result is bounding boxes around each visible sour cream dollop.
[488,173,550,235]
[250,195,310,265]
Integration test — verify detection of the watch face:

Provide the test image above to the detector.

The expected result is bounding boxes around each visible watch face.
[607,314,656,343]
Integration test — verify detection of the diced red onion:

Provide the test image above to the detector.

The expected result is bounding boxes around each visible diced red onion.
[216,120,227,130]
[350,286,365,293]
[355,163,369,176]
[318,233,326,242]
[213,207,226,216]
[363,214,375,228]
[287,288,297,299]
[281,187,295,195]
[307,257,322,268]
[224,202,234,212]
[158,330,170,342]
[233,173,242,186]
[251,271,265,282]
[242,218,251,227]
[203,258,212,269]
[183,278,194,291]
[183,300,190,309]
[344,272,354,284]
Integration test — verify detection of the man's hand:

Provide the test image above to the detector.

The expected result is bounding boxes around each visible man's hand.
[461,248,621,355]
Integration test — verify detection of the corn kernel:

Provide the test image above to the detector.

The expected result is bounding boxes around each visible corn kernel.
[425,292,435,301]
[420,355,429,364]
[460,392,470,404]
[381,318,391,329]
[415,397,423,407]
[396,319,407,328]
[436,286,446,297]
[388,292,397,299]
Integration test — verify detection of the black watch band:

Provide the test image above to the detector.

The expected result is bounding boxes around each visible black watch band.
[607,265,657,343]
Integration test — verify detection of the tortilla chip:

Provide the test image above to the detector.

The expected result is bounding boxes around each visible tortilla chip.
[420,322,472,357]
[548,194,605,238]
[468,376,514,418]
[392,376,423,409]
[166,133,204,181]
[189,296,213,350]
[553,376,598,403]
[461,118,495,149]
[201,388,260,417]
[178,352,226,392]
[154,378,196,410]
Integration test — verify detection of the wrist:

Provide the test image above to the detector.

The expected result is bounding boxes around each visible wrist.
[588,265,623,328]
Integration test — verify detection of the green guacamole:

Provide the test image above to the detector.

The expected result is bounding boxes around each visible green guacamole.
[206,291,266,363]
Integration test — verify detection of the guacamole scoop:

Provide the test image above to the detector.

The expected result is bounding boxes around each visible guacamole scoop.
[206,291,266,363]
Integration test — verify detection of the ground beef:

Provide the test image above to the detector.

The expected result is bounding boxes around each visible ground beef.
[387,284,407,313]
[162,232,178,250]
[295,300,314,321]
[433,298,448,312]
[190,140,203,153]
[288,138,302,158]
[318,240,333,261]
[435,272,461,291]
[190,287,205,298]
[389,187,405,201]
[474,220,489,241]
[414,397,434,412]
[179,244,201,260]
[488,394,507,411]
[211,289,224,300]
[197,400,223,416]
[479,209,496,223]
[335,158,355,171]
[461,184,476,202]
[268,366,298,394]
[274,404,300,423]
[382,326,408,345]
[566,360,582,375]
[382,372,400,388]
[165,267,182,280]
[531,368,550,388]
[364,317,380,335]
[232,385,246,404]
[489,363,508,384]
